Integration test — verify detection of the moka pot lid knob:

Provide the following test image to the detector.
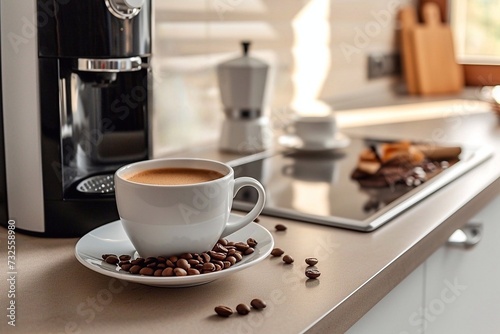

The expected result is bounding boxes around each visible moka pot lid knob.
[218,41,268,69]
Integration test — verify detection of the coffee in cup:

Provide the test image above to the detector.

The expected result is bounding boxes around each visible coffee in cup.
[114,158,266,258]
[127,167,224,185]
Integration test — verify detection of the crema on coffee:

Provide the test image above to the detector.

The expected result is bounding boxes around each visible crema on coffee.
[126,167,224,185]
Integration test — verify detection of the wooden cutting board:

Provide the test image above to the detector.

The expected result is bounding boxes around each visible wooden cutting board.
[399,7,419,95]
[411,3,464,95]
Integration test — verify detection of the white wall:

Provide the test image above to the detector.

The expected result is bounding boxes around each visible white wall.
[152,0,415,155]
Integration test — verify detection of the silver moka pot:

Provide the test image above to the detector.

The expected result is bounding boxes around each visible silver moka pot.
[217,41,271,153]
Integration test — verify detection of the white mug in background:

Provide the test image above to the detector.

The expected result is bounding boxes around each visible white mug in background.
[114,158,266,258]
[285,115,338,145]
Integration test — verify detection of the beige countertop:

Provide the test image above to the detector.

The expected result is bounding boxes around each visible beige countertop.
[1,105,499,334]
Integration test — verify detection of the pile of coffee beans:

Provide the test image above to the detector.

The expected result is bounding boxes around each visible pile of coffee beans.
[101,237,258,277]
[215,298,267,317]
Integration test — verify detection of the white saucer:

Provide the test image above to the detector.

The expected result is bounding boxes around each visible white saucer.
[75,216,274,288]
[279,132,351,152]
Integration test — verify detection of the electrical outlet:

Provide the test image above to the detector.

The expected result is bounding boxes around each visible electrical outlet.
[367,53,401,79]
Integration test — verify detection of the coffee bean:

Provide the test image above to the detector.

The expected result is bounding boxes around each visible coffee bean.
[305,257,318,266]
[200,252,211,263]
[166,259,176,268]
[187,268,200,275]
[101,254,116,260]
[250,299,267,310]
[119,254,131,261]
[247,238,258,247]
[234,242,250,252]
[168,256,178,263]
[226,241,236,246]
[217,238,228,246]
[214,305,233,317]
[161,267,174,276]
[271,248,284,257]
[244,247,254,255]
[157,263,166,269]
[139,267,154,276]
[236,303,251,315]
[223,261,231,269]
[129,265,142,274]
[156,256,167,263]
[174,268,187,276]
[144,257,157,265]
[202,262,215,272]
[212,243,228,253]
[131,258,145,266]
[177,258,190,271]
[282,255,294,264]
[180,253,193,260]
[146,262,157,269]
[154,269,163,277]
[227,248,237,256]
[209,251,226,261]
[212,260,224,268]
[305,268,321,279]
[104,256,119,265]
[120,263,132,272]
[233,252,243,262]
[214,264,222,271]
[225,256,236,265]
[275,224,287,231]
[188,259,200,266]
[119,260,130,266]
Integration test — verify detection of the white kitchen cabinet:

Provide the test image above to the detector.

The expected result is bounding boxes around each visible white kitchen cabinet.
[346,264,426,334]
[424,194,500,334]
[348,195,500,334]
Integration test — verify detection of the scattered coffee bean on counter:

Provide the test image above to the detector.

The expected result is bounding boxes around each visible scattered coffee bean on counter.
[250,298,267,310]
[101,237,258,277]
[214,299,267,318]
[305,268,321,279]
[274,224,287,231]
[282,254,294,264]
[214,305,233,317]
[305,257,318,266]
[236,303,251,315]
[270,248,284,257]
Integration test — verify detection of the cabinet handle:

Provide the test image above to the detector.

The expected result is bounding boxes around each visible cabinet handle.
[447,221,483,248]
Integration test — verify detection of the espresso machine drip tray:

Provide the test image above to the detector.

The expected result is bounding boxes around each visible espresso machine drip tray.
[76,175,115,194]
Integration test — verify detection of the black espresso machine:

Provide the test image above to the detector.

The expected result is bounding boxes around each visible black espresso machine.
[0,0,153,236]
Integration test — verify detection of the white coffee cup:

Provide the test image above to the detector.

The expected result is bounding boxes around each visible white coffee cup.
[286,115,337,145]
[114,158,266,258]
